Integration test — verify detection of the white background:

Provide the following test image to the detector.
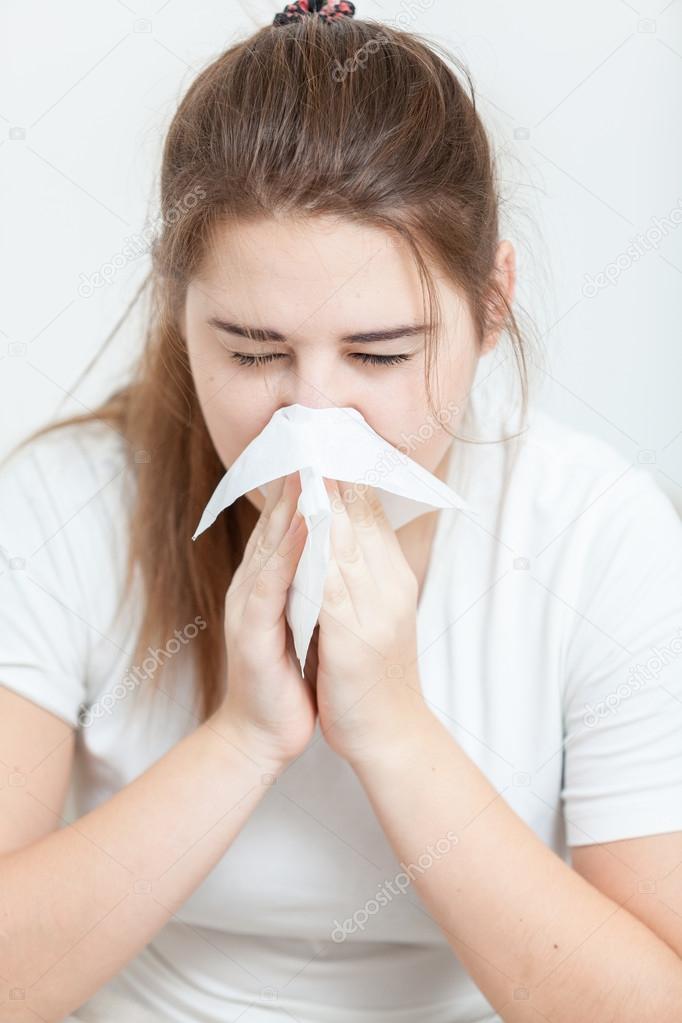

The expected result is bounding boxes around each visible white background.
[2,0,682,511]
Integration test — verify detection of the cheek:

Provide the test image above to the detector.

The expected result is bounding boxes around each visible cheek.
[371,361,471,471]
[197,380,294,476]
[394,417,452,473]
[200,397,256,470]
[355,393,449,473]
[188,368,251,470]
[186,339,258,466]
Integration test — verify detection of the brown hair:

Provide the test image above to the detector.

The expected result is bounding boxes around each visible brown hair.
[3,14,541,724]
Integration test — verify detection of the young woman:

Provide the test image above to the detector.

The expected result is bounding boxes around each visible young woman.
[2,3,682,1021]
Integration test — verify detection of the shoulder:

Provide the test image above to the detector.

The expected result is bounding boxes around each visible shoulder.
[460,404,682,619]
[0,417,132,495]
[517,406,640,492]
[0,419,133,528]
[0,420,137,727]
[507,406,678,541]
[515,411,682,701]
[0,419,136,605]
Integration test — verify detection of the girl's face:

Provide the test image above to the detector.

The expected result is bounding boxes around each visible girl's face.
[181,215,513,512]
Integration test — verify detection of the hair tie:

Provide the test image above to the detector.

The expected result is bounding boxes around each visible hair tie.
[273,0,356,26]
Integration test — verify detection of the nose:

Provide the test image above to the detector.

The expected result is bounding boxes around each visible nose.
[278,363,341,411]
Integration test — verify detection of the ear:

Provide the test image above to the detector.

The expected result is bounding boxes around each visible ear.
[480,240,516,356]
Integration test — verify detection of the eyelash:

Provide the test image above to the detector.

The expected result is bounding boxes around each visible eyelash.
[229,352,412,368]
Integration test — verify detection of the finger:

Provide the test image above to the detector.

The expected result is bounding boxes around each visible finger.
[241,496,308,631]
[319,549,356,631]
[245,471,302,581]
[340,481,406,571]
[336,480,401,584]
[322,479,379,626]
[240,473,300,576]
[231,475,287,594]
[232,473,303,614]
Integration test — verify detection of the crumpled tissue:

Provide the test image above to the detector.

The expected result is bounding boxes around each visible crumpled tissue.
[193,404,476,675]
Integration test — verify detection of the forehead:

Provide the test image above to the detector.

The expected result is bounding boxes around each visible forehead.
[192,215,442,330]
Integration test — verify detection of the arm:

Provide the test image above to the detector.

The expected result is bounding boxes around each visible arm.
[350,708,682,1023]
[0,712,282,1023]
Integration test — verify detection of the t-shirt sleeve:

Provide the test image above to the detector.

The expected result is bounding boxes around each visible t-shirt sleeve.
[560,466,682,846]
[0,436,93,728]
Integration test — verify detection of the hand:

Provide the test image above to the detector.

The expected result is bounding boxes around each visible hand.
[211,473,318,771]
[314,478,430,768]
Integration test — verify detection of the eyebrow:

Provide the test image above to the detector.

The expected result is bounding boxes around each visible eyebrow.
[206,317,426,345]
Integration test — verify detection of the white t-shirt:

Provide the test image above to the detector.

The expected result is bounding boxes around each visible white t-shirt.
[2,397,682,1023]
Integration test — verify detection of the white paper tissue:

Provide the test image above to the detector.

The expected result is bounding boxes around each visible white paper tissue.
[192,404,476,676]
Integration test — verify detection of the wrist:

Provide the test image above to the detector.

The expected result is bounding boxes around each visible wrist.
[346,702,441,778]
[201,712,290,778]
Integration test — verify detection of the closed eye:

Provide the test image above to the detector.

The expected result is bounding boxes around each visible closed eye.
[229,352,413,367]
